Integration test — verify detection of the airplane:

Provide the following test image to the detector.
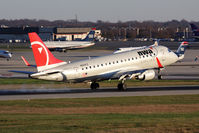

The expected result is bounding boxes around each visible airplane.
[43,30,95,52]
[0,50,12,60]
[190,23,199,40]
[10,32,189,90]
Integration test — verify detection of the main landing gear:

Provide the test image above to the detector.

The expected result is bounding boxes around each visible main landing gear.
[90,81,127,91]
[117,80,127,91]
[90,82,99,90]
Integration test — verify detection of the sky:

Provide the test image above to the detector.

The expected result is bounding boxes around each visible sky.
[0,0,198,22]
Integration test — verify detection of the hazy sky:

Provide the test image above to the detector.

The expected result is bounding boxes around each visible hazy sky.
[0,0,198,22]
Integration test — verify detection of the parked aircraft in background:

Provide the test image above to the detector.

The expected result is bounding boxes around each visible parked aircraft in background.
[11,32,189,90]
[114,41,159,54]
[0,50,12,60]
[190,23,199,40]
[43,30,95,52]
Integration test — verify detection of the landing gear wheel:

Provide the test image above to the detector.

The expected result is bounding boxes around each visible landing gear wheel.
[90,82,99,90]
[117,83,127,91]
[158,75,162,80]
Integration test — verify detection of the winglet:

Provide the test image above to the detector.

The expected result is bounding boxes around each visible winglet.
[21,56,31,66]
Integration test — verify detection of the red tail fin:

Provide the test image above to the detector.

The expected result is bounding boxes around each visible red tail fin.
[28,32,64,71]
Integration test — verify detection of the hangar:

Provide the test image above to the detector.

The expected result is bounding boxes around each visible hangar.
[0,27,101,42]
[54,27,101,41]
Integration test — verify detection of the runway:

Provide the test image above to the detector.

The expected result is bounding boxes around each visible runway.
[0,85,199,100]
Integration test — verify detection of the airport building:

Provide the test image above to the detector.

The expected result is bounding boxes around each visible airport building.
[0,27,101,43]
[54,28,101,41]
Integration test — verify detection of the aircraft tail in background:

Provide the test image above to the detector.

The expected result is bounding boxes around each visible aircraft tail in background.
[81,30,95,41]
[175,41,189,60]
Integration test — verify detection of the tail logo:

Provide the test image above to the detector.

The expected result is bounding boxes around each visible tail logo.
[38,47,43,53]
[31,41,49,66]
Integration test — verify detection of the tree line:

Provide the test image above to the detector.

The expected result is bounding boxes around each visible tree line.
[0,19,198,40]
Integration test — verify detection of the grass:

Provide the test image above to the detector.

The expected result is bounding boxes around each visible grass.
[1,95,199,107]
[1,113,199,133]
[1,95,199,132]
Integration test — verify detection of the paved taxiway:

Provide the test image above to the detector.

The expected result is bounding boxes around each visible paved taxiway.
[0,85,199,100]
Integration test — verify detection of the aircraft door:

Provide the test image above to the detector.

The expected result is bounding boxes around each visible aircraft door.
[73,67,80,78]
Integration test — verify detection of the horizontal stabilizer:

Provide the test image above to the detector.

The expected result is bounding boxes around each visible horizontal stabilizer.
[9,70,35,74]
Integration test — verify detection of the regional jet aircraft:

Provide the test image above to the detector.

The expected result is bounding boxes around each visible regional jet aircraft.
[11,32,189,90]
[43,30,95,52]
[0,50,12,60]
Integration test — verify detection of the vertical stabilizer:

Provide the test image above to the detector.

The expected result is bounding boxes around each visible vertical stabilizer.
[82,30,95,41]
[175,41,189,60]
[28,32,65,72]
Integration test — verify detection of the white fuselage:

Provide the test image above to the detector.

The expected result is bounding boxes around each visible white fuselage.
[44,41,95,50]
[31,45,179,82]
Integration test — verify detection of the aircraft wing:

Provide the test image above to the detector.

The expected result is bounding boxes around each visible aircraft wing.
[99,66,146,80]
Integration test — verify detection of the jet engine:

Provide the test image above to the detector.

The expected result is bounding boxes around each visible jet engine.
[31,72,65,81]
[135,69,155,81]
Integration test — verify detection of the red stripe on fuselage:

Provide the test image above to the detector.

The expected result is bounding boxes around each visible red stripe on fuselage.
[156,57,163,68]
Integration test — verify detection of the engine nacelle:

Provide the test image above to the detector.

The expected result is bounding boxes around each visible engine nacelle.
[135,70,155,81]
[31,73,65,81]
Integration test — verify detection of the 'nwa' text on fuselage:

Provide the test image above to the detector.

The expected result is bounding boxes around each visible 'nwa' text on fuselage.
[137,49,153,56]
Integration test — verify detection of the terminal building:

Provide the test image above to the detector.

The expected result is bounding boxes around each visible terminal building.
[0,27,101,43]
[53,27,101,41]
